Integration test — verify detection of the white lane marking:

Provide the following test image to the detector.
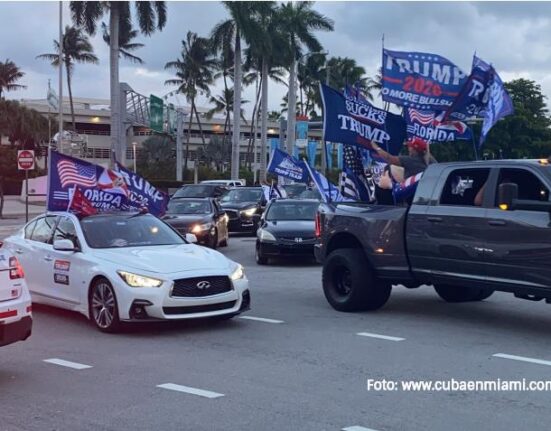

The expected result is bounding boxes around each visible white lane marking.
[493,353,551,367]
[157,383,224,399]
[239,316,284,324]
[342,426,379,431]
[43,358,92,370]
[357,332,405,342]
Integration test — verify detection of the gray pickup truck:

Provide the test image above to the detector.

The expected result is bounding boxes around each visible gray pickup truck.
[315,159,551,311]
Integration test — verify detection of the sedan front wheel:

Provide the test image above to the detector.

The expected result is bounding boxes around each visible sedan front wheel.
[89,278,121,333]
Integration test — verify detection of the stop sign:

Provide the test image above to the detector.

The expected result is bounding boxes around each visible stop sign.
[17,150,35,170]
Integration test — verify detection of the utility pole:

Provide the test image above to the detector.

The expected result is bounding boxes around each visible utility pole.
[57,1,63,153]
[321,60,330,172]
[176,112,183,181]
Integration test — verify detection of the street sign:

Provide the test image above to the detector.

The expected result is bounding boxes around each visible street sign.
[17,150,35,170]
[149,94,164,133]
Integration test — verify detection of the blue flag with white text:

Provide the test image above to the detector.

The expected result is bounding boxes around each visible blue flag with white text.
[267,148,309,183]
[382,49,468,111]
[320,83,406,155]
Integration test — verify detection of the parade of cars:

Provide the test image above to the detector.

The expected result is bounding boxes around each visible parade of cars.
[3,1,551,428]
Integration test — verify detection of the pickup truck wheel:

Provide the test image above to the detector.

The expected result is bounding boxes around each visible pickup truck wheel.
[434,284,494,303]
[322,248,391,311]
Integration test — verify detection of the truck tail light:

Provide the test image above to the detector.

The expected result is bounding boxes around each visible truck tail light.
[315,213,321,238]
[9,257,24,280]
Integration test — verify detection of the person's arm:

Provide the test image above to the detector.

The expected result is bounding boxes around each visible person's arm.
[371,143,401,165]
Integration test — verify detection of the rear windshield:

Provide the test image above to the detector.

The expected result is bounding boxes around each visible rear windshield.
[173,185,215,198]
[266,202,319,221]
[167,200,211,214]
[221,189,262,203]
[80,214,185,248]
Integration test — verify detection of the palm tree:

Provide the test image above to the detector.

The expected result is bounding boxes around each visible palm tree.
[278,1,333,155]
[101,20,145,64]
[0,59,26,100]
[37,26,99,131]
[242,38,287,173]
[206,87,248,148]
[165,31,217,172]
[211,1,271,180]
[70,1,166,165]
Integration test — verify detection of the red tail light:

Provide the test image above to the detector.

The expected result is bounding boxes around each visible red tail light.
[9,257,24,280]
[315,212,321,238]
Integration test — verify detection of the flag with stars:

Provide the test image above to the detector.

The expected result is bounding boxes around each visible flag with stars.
[382,49,468,111]
[342,145,375,202]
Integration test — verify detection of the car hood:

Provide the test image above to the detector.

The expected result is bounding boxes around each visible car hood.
[264,220,315,237]
[221,202,258,210]
[92,244,233,275]
[162,214,211,227]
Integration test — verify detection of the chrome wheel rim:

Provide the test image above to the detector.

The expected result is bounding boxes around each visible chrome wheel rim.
[92,282,115,329]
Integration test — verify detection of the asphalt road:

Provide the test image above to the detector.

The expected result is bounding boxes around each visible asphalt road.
[1,223,551,431]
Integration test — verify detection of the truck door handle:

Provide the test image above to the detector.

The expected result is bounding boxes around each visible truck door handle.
[427,216,443,223]
[15,248,23,254]
[44,255,53,262]
[488,220,506,226]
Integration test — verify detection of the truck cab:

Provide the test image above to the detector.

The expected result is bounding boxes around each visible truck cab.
[317,160,551,312]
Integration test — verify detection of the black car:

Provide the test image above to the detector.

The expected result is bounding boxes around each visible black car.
[255,199,320,264]
[219,187,267,234]
[172,184,228,199]
[162,198,229,249]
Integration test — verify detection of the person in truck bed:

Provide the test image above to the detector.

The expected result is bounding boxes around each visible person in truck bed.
[371,137,437,181]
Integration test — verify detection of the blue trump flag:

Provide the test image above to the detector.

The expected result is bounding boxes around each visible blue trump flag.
[320,83,406,155]
[382,49,468,111]
[267,148,309,183]
[48,151,168,216]
[443,55,494,122]
[479,62,514,146]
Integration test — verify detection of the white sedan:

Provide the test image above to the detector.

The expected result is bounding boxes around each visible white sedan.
[0,244,32,346]
[4,212,250,332]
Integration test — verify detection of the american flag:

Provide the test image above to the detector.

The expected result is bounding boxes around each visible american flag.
[342,145,375,202]
[407,108,435,126]
[57,160,97,188]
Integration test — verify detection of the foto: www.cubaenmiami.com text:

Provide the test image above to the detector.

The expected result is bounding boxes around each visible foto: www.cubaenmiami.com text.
[367,379,551,392]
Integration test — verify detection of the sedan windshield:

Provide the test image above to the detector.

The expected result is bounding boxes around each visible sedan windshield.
[221,189,262,203]
[167,200,211,214]
[266,202,319,221]
[80,214,186,248]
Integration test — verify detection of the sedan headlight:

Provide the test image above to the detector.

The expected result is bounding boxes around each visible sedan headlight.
[258,229,276,242]
[240,207,257,217]
[230,264,245,281]
[118,271,163,288]
[191,223,212,233]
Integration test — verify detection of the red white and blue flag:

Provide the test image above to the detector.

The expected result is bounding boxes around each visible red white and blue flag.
[405,108,472,143]
[57,159,97,188]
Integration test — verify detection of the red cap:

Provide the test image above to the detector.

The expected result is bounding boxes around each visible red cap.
[406,137,428,152]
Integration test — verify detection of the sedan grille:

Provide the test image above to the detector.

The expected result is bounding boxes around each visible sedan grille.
[163,301,236,315]
[171,276,232,297]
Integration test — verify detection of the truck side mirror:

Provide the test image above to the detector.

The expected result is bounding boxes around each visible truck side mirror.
[498,182,518,211]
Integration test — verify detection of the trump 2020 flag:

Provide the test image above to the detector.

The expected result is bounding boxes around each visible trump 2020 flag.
[405,108,471,142]
[443,55,494,122]
[48,151,168,216]
[267,148,309,183]
[479,62,514,146]
[382,49,468,111]
[320,83,406,156]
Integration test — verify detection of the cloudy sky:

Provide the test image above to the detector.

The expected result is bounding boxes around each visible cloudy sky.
[2,1,551,116]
